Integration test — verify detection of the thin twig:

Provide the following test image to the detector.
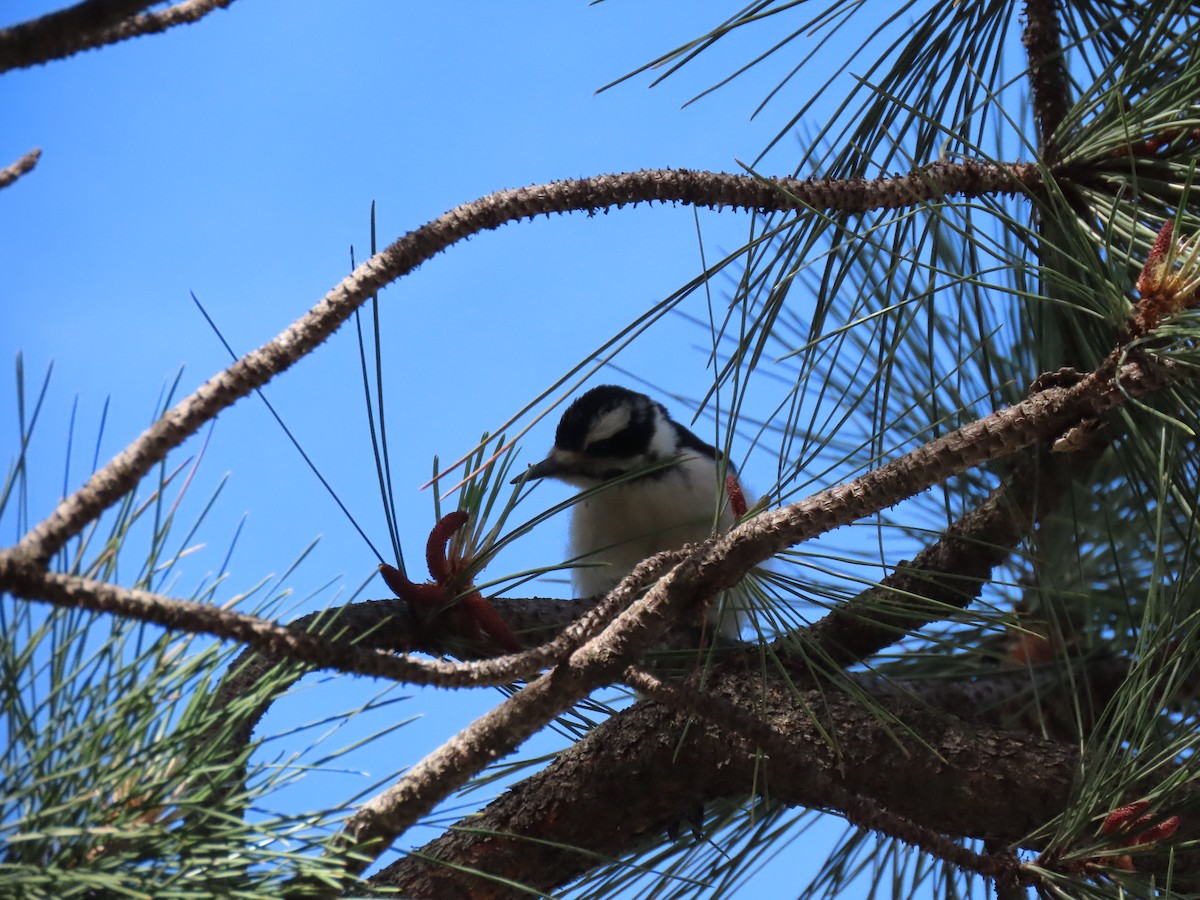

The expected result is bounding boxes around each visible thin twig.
[0,559,554,688]
[0,148,42,189]
[0,0,238,73]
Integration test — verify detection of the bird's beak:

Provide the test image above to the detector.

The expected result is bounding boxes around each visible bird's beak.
[512,451,569,484]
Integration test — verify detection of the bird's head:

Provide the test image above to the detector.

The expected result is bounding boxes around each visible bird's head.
[521,385,686,488]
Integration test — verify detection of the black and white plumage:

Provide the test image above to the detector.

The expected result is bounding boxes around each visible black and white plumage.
[523,385,746,637]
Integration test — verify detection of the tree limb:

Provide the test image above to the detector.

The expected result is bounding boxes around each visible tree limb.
[0,561,549,688]
[373,670,1078,897]
[788,440,1098,669]
[12,162,1045,567]
[1022,0,1071,162]
[0,0,239,73]
[0,147,42,189]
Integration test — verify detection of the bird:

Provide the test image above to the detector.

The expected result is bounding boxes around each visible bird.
[520,384,748,638]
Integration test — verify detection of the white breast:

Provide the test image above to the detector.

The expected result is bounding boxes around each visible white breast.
[568,453,745,636]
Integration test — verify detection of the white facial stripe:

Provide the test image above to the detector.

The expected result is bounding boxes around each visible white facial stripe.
[647,409,679,458]
[549,447,583,466]
[584,405,632,447]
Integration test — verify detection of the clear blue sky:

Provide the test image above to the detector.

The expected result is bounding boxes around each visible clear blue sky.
[2,1,893,893]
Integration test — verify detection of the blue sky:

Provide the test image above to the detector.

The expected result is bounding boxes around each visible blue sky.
[1,1,896,893]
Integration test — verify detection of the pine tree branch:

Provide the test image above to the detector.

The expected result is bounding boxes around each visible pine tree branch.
[373,670,1076,897]
[886,655,1132,741]
[1,351,1176,689]
[195,428,1102,774]
[695,358,1166,605]
[11,162,1045,568]
[209,596,578,718]
[202,588,709,766]
[4,306,1186,891]
[321,356,1182,881]
[623,667,1039,888]
[0,353,1180,813]
[1022,0,1071,162]
[788,441,1096,668]
[0,560,547,688]
[371,653,1163,895]
[0,0,239,73]
[202,428,1109,780]
[2,345,1168,675]
[325,548,725,879]
[0,148,41,190]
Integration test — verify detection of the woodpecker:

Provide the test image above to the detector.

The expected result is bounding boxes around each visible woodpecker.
[522,385,748,637]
